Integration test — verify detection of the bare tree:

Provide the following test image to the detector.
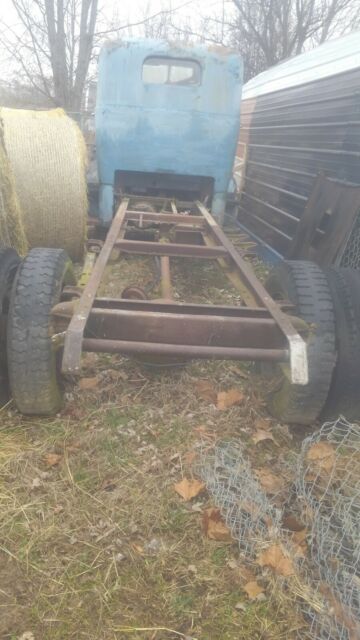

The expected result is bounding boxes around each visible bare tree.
[98,0,196,42]
[120,0,360,82]
[2,0,359,110]
[0,0,98,111]
[231,0,360,80]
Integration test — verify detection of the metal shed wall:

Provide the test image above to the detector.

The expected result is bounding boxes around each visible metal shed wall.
[237,33,360,258]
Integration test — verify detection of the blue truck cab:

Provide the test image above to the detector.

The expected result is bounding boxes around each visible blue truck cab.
[95,39,243,224]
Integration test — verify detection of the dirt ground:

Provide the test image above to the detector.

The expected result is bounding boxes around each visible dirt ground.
[0,254,313,640]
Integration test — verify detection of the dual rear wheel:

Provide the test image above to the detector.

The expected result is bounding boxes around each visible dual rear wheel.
[264,261,360,424]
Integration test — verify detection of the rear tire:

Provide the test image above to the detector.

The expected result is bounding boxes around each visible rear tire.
[265,260,336,425]
[322,268,360,421]
[0,248,21,404]
[7,248,75,415]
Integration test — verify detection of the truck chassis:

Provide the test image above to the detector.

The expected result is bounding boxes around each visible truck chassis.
[51,196,308,385]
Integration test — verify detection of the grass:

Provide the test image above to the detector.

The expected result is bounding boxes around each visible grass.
[0,251,308,640]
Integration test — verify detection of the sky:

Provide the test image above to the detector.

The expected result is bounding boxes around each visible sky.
[0,0,228,31]
[0,0,231,79]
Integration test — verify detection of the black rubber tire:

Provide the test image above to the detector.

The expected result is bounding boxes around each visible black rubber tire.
[0,248,21,404]
[322,268,360,421]
[265,260,336,425]
[7,248,75,415]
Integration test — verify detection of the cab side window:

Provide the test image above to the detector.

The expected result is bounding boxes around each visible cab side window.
[142,57,201,86]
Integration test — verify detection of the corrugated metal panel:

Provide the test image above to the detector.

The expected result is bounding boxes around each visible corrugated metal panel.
[237,43,360,258]
[243,30,360,98]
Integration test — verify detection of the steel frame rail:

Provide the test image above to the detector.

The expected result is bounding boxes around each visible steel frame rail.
[60,197,308,384]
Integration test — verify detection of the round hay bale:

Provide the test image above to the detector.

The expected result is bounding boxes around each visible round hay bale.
[0,108,87,261]
[0,122,28,255]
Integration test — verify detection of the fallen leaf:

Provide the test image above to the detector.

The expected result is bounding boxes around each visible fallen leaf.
[252,429,276,445]
[44,452,62,467]
[257,543,294,576]
[174,477,205,501]
[131,543,144,555]
[31,477,41,489]
[243,580,264,599]
[202,507,233,542]
[79,376,99,390]
[254,417,272,431]
[292,542,307,558]
[283,513,305,532]
[255,469,284,494]
[306,441,335,473]
[291,528,308,557]
[217,388,244,410]
[194,379,217,403]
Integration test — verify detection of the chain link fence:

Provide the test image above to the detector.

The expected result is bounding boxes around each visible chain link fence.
[296,418,360,639]
[199,417,360,640]
[199,440,282,558]
[340,212,360,269]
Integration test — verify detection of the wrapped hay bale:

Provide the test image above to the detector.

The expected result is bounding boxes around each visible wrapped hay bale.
[0,124,28,255]
[0,108,87,261]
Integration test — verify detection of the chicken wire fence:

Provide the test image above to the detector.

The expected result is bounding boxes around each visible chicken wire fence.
[198,417,360,640]
[340,211,360,269]
[297,418,360,639]
[199,440,282,558]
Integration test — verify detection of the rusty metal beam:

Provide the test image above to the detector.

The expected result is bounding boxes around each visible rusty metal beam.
[55,297,275,318]
[62,198,129,374]
[127,195,192,206]
[126,211,204,226]
[85,307,285,350]
[82,338,288,362]
[95,298,273,317]
[115,239,228,259]
[196,201,308,384]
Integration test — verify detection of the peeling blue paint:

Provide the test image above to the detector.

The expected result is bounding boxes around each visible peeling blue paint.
[96,39,243,223]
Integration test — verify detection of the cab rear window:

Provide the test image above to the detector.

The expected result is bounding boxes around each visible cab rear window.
[142,56,201,86]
